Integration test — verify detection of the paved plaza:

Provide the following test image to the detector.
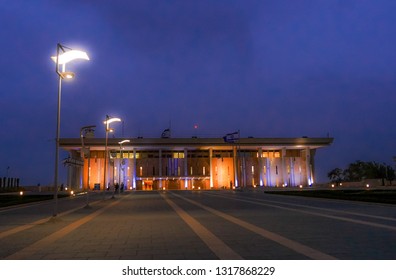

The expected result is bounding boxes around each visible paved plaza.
[0,190,395,260]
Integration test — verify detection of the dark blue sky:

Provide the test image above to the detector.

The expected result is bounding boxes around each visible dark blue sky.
[1,0,396,186]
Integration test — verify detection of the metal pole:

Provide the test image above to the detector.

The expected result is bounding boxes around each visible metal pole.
[103,126,108,198]
[119,143,122,194]
[53,43,64,217]
[80,128,86,197]
[111,155,116,199]
[53,66,61,217]
[87,147,91,191]
[80,125,95,207]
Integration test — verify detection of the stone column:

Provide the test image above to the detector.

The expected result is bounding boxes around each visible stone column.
[281,148,287,186]
[259,148,264,186]
[132,149,137,189]
[290,157,295,187]
[233,146,238,187]
[159,149,162,189]
[266,156,271,187]
[184,148,188,189]
[305,148,312,186]
[209,148,213,188]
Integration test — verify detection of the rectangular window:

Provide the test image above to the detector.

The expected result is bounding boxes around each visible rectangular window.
[203,166,206,175]
[262,152,268,158]
[286,149,300,157]
[139,166,143,176]
[173,152,185,158]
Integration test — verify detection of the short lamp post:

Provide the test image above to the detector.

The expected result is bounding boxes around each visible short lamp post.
[80,125,96,208]
[51,43,89,217]
[103,115,121,198]
[118,139,130,194]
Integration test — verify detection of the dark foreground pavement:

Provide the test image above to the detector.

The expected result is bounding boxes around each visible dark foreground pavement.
[0,190,395,260]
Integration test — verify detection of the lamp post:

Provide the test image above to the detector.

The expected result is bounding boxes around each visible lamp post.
[118,139,130,194]
[80,125,96,208]
[103,115,121,198]
[51,43,89,217]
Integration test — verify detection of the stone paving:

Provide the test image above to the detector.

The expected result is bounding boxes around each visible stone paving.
[1,192,218,260]
[1,190,395,260]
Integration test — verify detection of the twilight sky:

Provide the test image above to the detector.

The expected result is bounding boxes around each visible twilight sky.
[1,0,396,186]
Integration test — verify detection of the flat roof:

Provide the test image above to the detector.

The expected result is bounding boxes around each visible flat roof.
[60,137,334,151]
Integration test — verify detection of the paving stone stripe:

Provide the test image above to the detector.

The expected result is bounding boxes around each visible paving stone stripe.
[160,192,243,260]
[4,199,122,260]
[209,192,396,222]
[171,192,337,260]
[205,192,396,232]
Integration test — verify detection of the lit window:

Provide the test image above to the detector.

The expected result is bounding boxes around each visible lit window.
[203,166,206,175]
[173,152,185,158]
[139,166,143,176]
[251,166,254,174]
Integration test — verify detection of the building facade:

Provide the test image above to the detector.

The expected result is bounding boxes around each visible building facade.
[59,137,333,190]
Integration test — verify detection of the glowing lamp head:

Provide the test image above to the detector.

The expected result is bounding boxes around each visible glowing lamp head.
[104,116,121,132]
[104,117,122,125]
[118,139,130,145]
[51,49,90,65]
[60,71,75,79]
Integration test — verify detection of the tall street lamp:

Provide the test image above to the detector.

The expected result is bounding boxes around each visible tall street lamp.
[80,125,96,208]
[103,115,121,198]
[118,139,130,194]
[51,43,89,217]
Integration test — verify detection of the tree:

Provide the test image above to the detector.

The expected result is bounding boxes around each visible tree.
[327,168,343,185]
[336,160,394,186]
[343,160,366,181]
[386,165,395,185]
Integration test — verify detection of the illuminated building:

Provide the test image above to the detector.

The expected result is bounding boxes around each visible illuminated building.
[59,136,333,190]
